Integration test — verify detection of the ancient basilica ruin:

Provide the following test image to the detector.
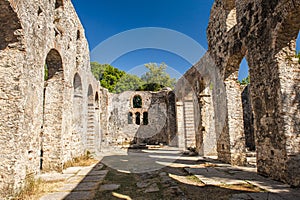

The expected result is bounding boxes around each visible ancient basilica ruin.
[0,0,299,198]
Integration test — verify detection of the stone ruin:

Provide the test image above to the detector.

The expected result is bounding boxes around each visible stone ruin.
[0,0,299,198]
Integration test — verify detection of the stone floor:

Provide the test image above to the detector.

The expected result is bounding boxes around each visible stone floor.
[39,164,107,200]
[38,146,300,200]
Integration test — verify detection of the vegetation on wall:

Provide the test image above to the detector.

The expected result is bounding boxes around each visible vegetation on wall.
[91,62,177,93]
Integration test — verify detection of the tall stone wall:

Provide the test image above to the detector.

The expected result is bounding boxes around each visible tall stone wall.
[104,90,176,147]
[177,0,300,186]
[0,0,103,197]
[206,0,300,186]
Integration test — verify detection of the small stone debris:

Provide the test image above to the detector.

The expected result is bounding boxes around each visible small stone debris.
[144,183,160,193]
[99,184,120,191]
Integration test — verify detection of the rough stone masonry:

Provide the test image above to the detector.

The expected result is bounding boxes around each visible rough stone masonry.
[0,0,299,199]
[176,0,300,187]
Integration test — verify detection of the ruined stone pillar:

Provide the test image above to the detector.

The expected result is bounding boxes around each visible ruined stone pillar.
[223,74,247,165]
[176,101,185,150]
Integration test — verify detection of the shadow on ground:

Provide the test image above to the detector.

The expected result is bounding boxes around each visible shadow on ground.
[62,147,300,200]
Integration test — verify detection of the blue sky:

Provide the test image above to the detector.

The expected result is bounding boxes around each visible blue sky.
[72,1,300,81]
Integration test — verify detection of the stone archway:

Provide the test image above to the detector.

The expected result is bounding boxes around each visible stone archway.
[41,49,64,171]
[86,84,95,154]
[249,4,300,186]
[94,92,101,153]
[72,73,83,156]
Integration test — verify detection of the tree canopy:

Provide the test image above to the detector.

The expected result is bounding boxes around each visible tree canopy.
[141,63,176,90]
[115,73,145,93]
[91,62,177,93]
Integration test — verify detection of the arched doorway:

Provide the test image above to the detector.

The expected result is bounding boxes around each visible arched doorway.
[94,92,101,153]
[41,49,64,171]
[86,84,95,154]
[72,73,83,156]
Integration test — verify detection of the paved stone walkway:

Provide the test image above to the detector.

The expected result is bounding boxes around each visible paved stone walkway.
[38,147,300,200]
[39,163,107,200]
[185,159,300,200]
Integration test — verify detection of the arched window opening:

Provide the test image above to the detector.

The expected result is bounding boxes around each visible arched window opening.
[41,49,64,170]
[88,85,93,103]
[95,92,99,110]
[73,73,82,97]
[133,95,142,108]
[45,49,63,80]
[143,112,148,125]
[238,58,250,85]
[135,112,140,125]
[55,0,63,9]
[77,30,81,40]
[128,112,133,124]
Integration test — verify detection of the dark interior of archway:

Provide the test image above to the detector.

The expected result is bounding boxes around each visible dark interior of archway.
[133,95,142,108]
[0,0,22,50]
[223,0,235,11]
[45,49,63,80]
[74,73,82,90]
[88,85,94,103]
[55,0,63,9]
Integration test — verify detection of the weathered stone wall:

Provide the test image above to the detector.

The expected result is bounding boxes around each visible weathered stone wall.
[206,0,299,186]
[177,0,300,186]
[104,90,176,147]
[0,0,103,197]
[176,54,219,156]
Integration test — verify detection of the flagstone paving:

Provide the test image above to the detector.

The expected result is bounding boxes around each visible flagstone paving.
[38,147,300,200]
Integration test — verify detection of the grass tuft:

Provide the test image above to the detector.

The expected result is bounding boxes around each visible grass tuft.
[63,151,98,169]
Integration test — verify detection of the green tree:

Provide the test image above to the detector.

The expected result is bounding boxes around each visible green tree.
[115,73,145,93]
[100,65,125,93]
[90,62,177,93]
[141,63,177,90]
[238,75,250,86]
[91,62,107,80]
[91,62,125,93]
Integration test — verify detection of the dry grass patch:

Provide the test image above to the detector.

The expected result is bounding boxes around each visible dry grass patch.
[63,152,98,169]
[220,183,263,192]
[14,176,65,200]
